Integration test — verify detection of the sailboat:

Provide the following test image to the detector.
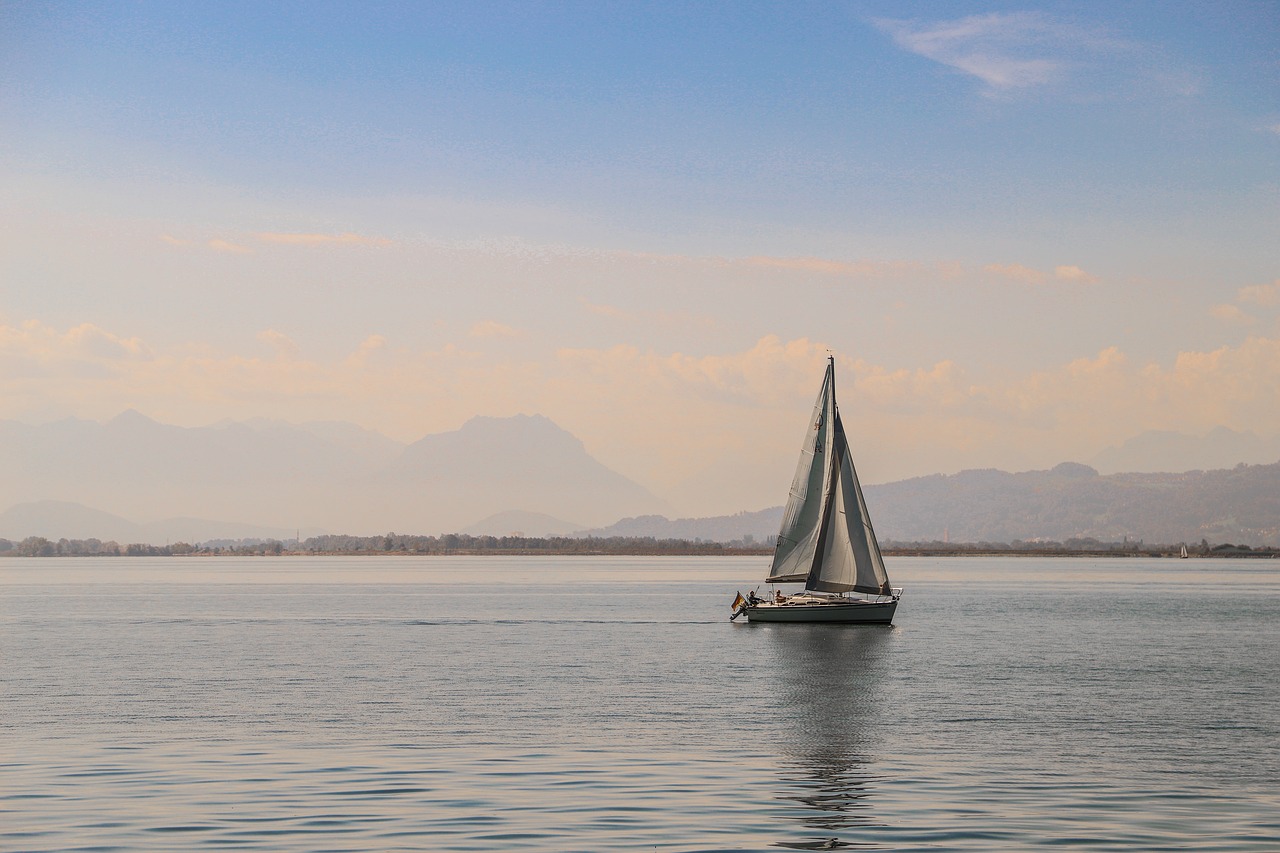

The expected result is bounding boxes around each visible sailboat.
[1180,544,1189,559]
[732,357,900,624]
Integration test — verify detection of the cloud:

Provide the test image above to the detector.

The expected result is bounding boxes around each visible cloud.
[874,11,1193,99]
[469,320,521,339]
[1054,265,1099,284]
[743,256,925,278]
[982,262,1098,286]
[1211,304,1254,325]
[0,320,152,366]
[64,323,153,361]
[580,299,629,319]
[159,234,190,247]
[555,335,955,412]
[208,239,252,254]
[344,334,388,368]
[257,329,301,358]
[875,12,1067,92]
[4,318,1278,515]
[255,232,393,247]
[1238,279,1280,307]
[551,334,1280,499]
[984,263,1046,285]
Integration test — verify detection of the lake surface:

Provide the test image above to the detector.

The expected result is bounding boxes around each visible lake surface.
[2,555,1278,851]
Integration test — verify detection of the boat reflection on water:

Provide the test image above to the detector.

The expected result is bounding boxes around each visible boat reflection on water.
[761,623,894,850]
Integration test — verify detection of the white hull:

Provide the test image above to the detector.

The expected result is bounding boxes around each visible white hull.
[743,595,898,624]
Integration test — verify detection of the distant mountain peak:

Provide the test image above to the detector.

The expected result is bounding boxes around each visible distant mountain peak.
[461,509,585,537]
[108,408,159,427]
[463,413,554,427]
[418,413,586,454]
[458,413,574,439]
[1051,462,1099,478]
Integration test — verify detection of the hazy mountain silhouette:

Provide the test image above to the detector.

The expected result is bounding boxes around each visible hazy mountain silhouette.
[5,412,1277,546]
[461,509,585,537]
[1091,427,1280,474]
[0,500,303,544]
[376,415,669,531]
[867,461,1280,546]
[0,412,667,536]
[0,500,143,542]
[582,461,1280,547]
[581,507,783,543]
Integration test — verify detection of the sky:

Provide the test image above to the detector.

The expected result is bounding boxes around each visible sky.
[2,1,1278,517]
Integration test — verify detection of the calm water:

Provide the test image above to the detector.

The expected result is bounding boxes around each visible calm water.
[2,556,1277,851]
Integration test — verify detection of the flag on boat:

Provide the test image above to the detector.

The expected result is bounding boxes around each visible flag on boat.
[731,592,746,612]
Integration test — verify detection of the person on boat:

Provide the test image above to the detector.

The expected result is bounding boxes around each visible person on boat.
[775,590,787,603]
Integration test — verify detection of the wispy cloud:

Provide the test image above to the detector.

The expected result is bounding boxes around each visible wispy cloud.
[1054,265,1099,284]
[984,263,1045,285]
[743,256,925,278]
[208,238,252,255]
[876,12,1065,92]
[1211,304,1255,325]
[469,320,522,339]
[257,328,301,358]
[1238,279,1280,307]
[580,300,629,319]
[984,262,1099,285]
[0,320,153,370]
[874,12,1193,99]
[256,232,393,247]
[5,318,1280,511]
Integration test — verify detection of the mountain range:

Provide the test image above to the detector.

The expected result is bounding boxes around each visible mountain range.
[2,412,1277,546]
[582,462,1280,547]
[0,500,305,545]
[1090,427,1280,474]
[0,412,667,537]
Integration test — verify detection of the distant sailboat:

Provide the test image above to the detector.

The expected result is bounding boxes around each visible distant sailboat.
[1180,544,1189,559]
[732,357,900,624]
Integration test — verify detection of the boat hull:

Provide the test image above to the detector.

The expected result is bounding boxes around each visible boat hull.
[743,598,897,624]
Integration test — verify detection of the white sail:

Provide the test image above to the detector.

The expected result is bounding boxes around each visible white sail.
[807,412,890,594]
[766,362,834,584]
[767,358,891,596]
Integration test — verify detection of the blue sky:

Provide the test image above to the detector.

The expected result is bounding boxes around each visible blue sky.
[2,1,1278,515]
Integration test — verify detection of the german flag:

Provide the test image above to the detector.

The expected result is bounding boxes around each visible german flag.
[731,591,746,612]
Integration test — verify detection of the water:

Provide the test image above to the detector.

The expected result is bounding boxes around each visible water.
[2,555,1277,851]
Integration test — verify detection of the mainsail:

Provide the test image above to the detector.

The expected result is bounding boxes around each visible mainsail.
[766,358,890,595]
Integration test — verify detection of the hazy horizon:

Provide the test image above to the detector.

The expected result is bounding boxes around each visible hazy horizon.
[3,3,1278,518]
[3,409,1278,547]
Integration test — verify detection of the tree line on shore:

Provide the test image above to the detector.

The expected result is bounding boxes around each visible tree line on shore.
[2,533,1276,558]
[0,532,768,557]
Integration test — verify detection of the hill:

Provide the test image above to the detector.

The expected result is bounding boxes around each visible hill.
[461,510,585,538]
[580,507,783,544]
[580,462,1280,548]
[868,461,1280,546]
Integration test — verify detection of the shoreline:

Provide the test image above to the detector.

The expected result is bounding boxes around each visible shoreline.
[3,547,1276,559]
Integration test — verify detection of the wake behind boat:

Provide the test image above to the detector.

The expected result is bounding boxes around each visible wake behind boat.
[732,357,900,624]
